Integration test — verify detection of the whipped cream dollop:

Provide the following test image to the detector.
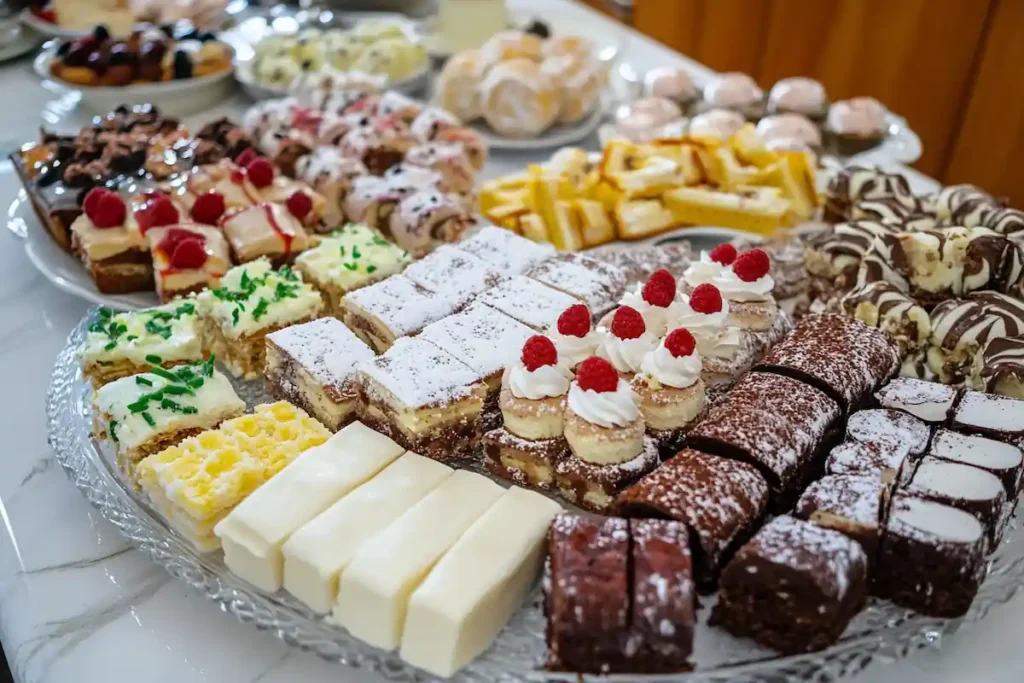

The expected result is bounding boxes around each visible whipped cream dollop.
[596,327,658,374]
[671,294,731,330]
[640,342,702,389]
[545,327,599,368]
[619,285,672,336]
[713,268,775,302]
[505,359,573,401]
[568,379,640,428]
[694,327,742,360]
[683,251,727,287]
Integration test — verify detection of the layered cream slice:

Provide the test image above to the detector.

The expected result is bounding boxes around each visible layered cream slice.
[69,187,151,294]
[147,224,231,302]
[632,328,707,433]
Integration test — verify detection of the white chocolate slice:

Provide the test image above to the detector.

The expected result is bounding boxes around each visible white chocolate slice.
[282,453,453,613]
[400,487,562,677]
[214,423,405,592]
[333,471,504,649]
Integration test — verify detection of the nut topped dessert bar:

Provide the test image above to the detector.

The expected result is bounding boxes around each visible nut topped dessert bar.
[294,223,412,316]
[358,337,488,461]
[199,259,323,379]
[93,357,246,475]
[528,253,628,318]
[135,402,331,551]
[264,318,375,431]
[340,276,465,353]
[80,302,205,387]
[456,225,556,276]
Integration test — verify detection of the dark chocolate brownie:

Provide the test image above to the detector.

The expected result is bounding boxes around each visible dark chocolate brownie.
[711,515,869,654]
[903,455,1006,548]
[617,448,769,591]
[794,473,888,561]
[874,492,986,617]
[929,429,1023,499]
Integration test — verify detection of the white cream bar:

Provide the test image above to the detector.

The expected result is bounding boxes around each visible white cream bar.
[214,423,405,592]
[333,470,503,650]
[282,453,454,613]
[399,487,562,677]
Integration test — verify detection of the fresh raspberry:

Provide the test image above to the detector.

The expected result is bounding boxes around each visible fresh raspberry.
[155,227,196,256]
[190,191,225,225]
[245,158,275,188]
[709,243,738,265]
[235,148,258,168]
[91,192,127,228]
[286,191,313,219]
[521,335,558,371]
[689,283,723,314]
[82,187,110,219]
[557,304,591,338]
[610,306,646,340]
[575,357,619,393]
[733,248,771,282]
[664,329,697,358]
[642,268,676,307]
[136,194,179,232]
[169,237,208,270]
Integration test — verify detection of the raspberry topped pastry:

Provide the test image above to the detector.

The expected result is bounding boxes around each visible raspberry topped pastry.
[596,307,659,377]
[546,304,599,369]
[633,328,707,434]
[712,248,779,331]
[69,187,152,294]
[616,268,678,336]
[147,224,231,302]
[670,283,747,387]
[683,243,737,289]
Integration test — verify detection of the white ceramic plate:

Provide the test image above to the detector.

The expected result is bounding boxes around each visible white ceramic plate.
[0,25,43,63]
[33,45,237,117]
[7,190,157,310]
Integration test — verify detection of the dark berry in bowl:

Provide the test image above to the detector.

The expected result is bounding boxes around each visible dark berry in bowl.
[524,19,551,39]
[86,50,108,75]
[92,24,111,43]
[172,50,194,79]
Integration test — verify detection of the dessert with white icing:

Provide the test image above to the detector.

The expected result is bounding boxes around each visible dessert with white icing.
[670,283,749,388]
[904,455,1006,547]
[876,377,958,424]
[632,329,706,442]
[401,245,502,308]
[457,225,556,276]
[388,190,474,258]
[711,248,778,331]
[794,473,886,559]
[928,429,1023,498]
[952,389,1024,444]
[220,202,312,266]
[340,276,464,353]
[528,253,628,317]
[682,242,736,289]
[477,276,579,331]
[147,224,231,302]
[595,307,659,379]
[545,304,599,369]
[614,268,677,336]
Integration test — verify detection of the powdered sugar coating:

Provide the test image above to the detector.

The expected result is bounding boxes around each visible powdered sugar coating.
[342,276,462,338]
[401,245,503,305]
[556,437,660,487]
[953,390,1024,440]
[477,276,579,331]
[418,302,535,379]
[824,439,909,477]
[457,226,556,276]
[795,474,883,527]
[876,377,958,424]
[888,492,983,545]
[528,254,629,317]
[359,336,481,409]
[266,318,374,390]
[846,409,931,455]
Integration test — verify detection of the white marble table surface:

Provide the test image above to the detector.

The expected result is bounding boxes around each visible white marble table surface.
[0,2,1022,681]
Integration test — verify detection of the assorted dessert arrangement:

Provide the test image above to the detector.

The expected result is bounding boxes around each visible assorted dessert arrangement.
[248,19,427,91]
[28,0,230,35]
[435,28,609,139]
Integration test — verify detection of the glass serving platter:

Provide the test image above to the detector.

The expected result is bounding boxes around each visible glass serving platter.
[48,309,1024,682]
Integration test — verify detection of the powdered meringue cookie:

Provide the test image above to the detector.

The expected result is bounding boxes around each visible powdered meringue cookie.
[702,72,764,118]
[756,114,822,150]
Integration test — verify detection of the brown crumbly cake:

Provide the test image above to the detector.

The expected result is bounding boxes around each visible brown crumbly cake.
[264,318,375,431]
[527,253,628,318]
[554,437,660,513]
[482,427,569,490]
[340,276,465,353]
[358,337,488,461]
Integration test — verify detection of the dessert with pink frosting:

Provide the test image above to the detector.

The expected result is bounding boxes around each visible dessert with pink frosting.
[557,356,658,512]
[756,114,822,152]
[712,248,779,331]
[147,224,231,302]
[687,109,746,140]
[609,97,689,143]
[643,67,699,110]
[767,77,829,120]
[483,336,574,489]
[826,97,889,155]
[546,304,600,369]
[702,72,764,119]
[632,328,707,449]
[596,307,659,378]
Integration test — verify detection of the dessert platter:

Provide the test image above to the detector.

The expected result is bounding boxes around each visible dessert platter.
[20,0,240,39]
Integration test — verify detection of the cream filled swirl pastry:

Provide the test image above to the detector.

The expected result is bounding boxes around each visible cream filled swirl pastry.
[713,248,775,302]
[546,304,599,369]
[596,306,659,375]
[499,335,572,441]
[683,242,738,287]
[567,358,640,428]
[618,268,678,336]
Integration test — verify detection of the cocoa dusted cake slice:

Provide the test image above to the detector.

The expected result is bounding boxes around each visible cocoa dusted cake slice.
[358,337,488,462]
[794,473,888,560]
[711,516,869,654]
[951,390,1024,444]
[874,492,986,617]
[824,439,912,483]
[928,429,1023,499]
[686,372,841,508]
[264,318,375,431]
[617,448,769,591]
[755,313,900,413]
[846,408,931,456]
[903,455,1006,548]
[875,376,959,425]
[528,253,628,318]
[340,276,465,353]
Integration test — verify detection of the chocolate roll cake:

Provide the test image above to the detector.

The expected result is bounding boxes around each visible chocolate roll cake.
[824,439,912,483]
[971,335,1024,399]
[875,376,959,425]
[903,455,1006,547]
[929,429,1023,499]
[794,473,888,560]
[711,515,869,654]
[617,448,770,591]
[951,390,1024,444]
[755,314,900,414]
[875,492,986,617]
[686,372,841,507]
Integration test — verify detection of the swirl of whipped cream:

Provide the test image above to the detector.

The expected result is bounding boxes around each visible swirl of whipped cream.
[670,294,731,331]
[640,342,703,389]
[506,360,573,400]
[568,379,639,428]
[713,268,775,302]
[545,327,598,368]
[596,328,658,374]
[619,285,672,336]
[695,327,742,360]
[683,251,726,287]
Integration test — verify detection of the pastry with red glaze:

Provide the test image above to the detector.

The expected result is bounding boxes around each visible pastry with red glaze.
[69,187,152,294]
[147,224,231,302]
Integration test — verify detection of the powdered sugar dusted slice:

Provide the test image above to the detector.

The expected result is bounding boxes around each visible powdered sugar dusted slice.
[554,438,660,513]
[476,276,579,331]
[418,303,535,381]
[875,492,986,617]
[457,225,555,276]
[846,408,931,455]
[824,439,910,481]
[528,253,628,317]
[930,429,1023,497]
[876,376,958,424]
[794,474,885,556]
[340,276,463,352]
[952,390,1024,443]
[401,245,503,306]
[618,448,769,590]
[360,337,482,411]
[905,455,1006,546]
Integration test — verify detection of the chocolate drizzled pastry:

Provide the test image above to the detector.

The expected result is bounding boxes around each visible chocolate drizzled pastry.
[823,166,916,223]
[972,335,1024,398]
[926,291,1024,384]
[839,281,930,352]
[935,183,1002,225]
[805,221,900,294]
